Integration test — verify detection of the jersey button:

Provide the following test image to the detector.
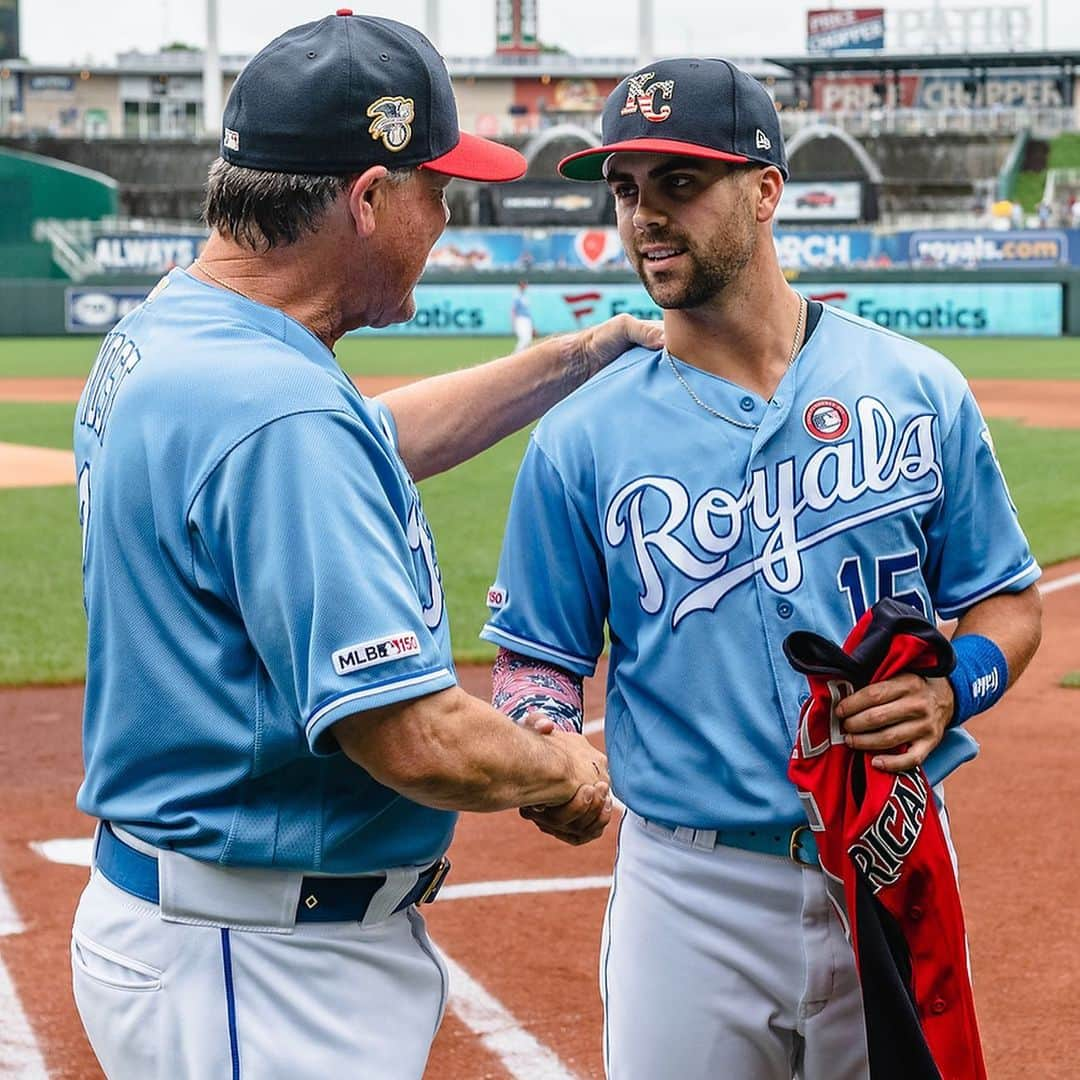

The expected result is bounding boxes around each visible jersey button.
[930,998,947,1015]
[739,396,755,412]
[798,692,809,705]
[908,904,924,920]
[776,601,793,619]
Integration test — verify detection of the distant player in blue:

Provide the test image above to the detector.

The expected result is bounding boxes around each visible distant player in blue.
[484,59,1043,1079]
[512,279,534,352]
[69,15,662,1080]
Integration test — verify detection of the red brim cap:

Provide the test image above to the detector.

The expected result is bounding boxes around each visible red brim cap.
[422,131,527,182]
[558,138,751,181]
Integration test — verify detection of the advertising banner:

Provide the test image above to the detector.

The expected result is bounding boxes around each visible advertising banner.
[426,229,1080,272]
[352,282,1062,337]
[795,282,1061,335]
[774,230,899,270]
[777,183,863,224]
[813,72,1065,111]
[909,230,1069,269]
[426,228,628,271]
[807,9,886,53]
[490,182,610,227]
[93,234,205,274]
[65,287,150,333]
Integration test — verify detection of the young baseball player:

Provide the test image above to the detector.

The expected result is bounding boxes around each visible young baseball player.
[70,13,660,1079]
[484,59,1042,1078]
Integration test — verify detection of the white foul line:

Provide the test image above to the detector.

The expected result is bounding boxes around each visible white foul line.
[442,953,579,1080]
[440,876,611,901]
[0,875,25,937]
[1041,572,1080,595]
[0,957,48,1080]
[0,866,48,1079]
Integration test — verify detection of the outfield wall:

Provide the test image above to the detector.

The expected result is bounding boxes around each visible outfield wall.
[3,269,1080,337]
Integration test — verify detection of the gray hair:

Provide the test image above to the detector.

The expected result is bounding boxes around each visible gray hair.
[203,158,416,251]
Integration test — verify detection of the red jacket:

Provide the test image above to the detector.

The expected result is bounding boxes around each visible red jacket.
[785,598,986,1080]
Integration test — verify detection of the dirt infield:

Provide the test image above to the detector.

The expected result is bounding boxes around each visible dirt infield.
[0,443,75,487]
[0,563,1078,1078]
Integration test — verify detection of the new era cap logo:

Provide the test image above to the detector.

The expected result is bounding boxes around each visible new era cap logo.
[620,72,675,123]
[367,96,414,152]
[755,128,772,151]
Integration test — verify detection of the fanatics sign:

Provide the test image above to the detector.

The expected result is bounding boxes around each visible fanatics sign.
[807,9,885,53]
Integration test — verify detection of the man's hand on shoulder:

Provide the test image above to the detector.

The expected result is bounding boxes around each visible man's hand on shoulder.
[567,313,665,382]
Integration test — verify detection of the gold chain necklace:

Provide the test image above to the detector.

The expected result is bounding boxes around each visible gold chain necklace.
[664,293,807,430]
[192,259,257,304]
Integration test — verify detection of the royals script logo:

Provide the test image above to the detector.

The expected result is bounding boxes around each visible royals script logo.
[604,397,942,628]
[407,498,444,629]
[619,72,675,122]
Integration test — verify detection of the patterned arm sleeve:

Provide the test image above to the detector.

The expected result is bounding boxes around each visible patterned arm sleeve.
[491,647,584,734]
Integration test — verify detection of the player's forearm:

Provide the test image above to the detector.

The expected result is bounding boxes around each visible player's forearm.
[332,686,587,811]
[377,334,591,480]
[952,583,1042,689]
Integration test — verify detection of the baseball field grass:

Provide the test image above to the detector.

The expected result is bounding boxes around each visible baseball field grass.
[4,334,1080,380]
[1,335,1079,684]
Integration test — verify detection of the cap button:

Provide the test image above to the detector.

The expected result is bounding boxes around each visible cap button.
[336,7,353,14]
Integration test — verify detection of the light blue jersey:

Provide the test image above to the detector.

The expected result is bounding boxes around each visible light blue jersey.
[74,269,457,873]
[511,294,531,320]
[482,305,1039,830]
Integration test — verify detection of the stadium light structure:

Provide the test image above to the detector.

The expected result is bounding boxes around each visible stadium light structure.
[426,0,441,50]
[638,0,654,68]
[203,0,223,140]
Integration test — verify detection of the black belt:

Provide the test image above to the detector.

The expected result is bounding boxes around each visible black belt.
[94,823,451,924]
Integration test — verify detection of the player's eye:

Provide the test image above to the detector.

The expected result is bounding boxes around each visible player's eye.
[611,184,637,200]
[666,174,693,191]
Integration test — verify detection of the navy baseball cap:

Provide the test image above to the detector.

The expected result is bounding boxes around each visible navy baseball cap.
[559,58,787,181]
[221,10,525,181]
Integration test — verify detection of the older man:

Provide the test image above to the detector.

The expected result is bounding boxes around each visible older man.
[70,13,659,1079]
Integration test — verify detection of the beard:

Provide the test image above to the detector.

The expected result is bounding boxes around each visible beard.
[632,213,757,310]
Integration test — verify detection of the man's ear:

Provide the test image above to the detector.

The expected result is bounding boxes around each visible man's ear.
[755,166,785,223]
[346,165,390,238]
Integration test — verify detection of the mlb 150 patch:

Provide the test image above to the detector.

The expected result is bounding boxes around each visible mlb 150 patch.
[333,632,421,675]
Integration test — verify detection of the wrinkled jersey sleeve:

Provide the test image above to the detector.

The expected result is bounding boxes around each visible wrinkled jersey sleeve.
[924,390,1040,619]
[190,408,456,755]
[481,436,607,677]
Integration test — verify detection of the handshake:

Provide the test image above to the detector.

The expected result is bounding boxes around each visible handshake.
[519,712,614,847]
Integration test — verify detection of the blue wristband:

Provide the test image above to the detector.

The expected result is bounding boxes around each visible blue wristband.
[947,635,1008,725]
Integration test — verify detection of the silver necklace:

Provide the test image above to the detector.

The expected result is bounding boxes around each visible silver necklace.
[665,294,807,429]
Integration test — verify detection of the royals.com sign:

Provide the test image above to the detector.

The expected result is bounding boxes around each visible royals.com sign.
[909,230,1068,269]
[351,282,1062,337]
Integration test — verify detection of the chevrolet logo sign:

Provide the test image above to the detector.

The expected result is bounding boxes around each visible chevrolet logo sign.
[552,194,594,212]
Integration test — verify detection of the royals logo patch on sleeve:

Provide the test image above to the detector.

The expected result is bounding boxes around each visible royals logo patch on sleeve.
[332,632,421,676]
